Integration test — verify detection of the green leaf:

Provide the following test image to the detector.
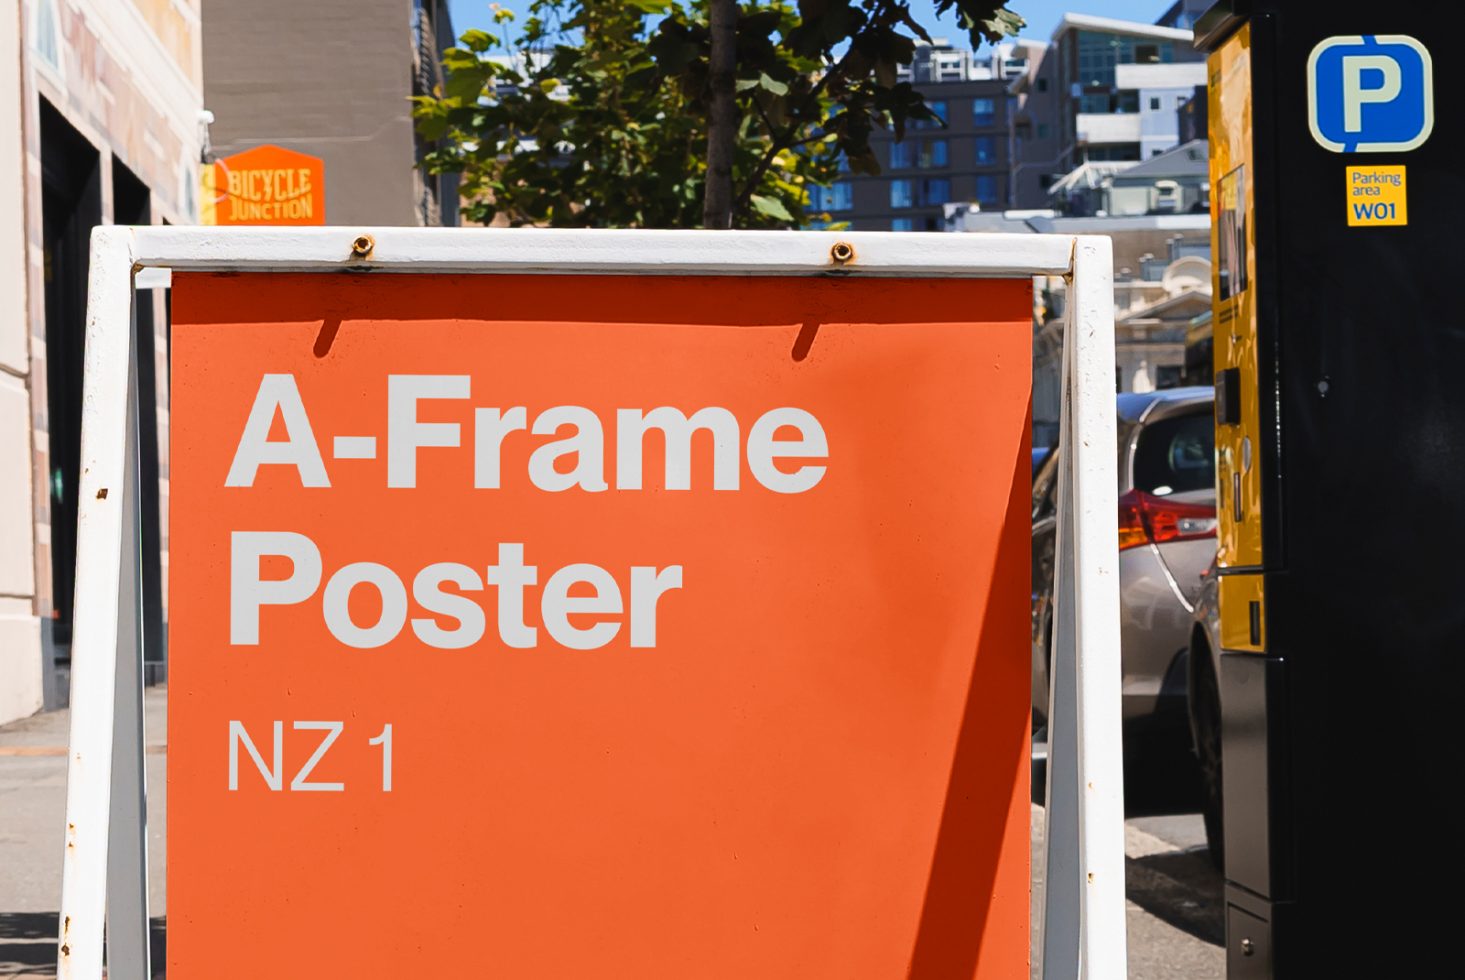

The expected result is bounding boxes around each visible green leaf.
[459,29,496,52]
[758,72,789,96]
[539,78,561,94]
[979,9,1025,38]
[750,194,795,222]
[626,0,672,12]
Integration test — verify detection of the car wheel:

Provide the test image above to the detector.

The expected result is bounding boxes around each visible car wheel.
[1033,610,1054,733]
[1191,643,1224,869]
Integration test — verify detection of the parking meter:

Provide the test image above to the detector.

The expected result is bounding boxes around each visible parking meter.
[1198,1,1462,976]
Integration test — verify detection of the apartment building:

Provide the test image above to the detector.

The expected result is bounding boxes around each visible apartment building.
[813,39,1039,231]
[1009,13,1204,208]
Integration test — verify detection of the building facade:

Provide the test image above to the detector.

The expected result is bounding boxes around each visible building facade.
[1050,139,1209,216]
[1006,39,1062,209]
[1051,15,1203,171]
[1007,13,1203,209]
[816,40,1032,231]
[2,0,205,723]
[203,0,458,226]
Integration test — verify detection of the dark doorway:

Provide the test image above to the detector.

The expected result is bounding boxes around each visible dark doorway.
[40,99,101,669]
[113,159,167,679]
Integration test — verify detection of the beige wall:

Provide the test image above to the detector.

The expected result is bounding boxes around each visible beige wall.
[3,0,43,721]
[203,0,423,226]
[1,0,203,722]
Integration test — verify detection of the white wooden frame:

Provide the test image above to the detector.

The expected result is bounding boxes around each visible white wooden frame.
[58,226,1121,979]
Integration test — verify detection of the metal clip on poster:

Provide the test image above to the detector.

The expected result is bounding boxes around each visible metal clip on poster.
[58,226,1122,980]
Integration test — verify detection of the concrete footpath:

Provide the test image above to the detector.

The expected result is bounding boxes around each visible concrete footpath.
[0,686,166,979]
[1031,804,1224,979]
[2,687,1220,978]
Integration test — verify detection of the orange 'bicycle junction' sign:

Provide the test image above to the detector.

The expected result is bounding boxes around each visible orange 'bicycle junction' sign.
[201,144,325,226]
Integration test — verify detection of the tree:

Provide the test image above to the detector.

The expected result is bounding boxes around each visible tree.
[413,1,1023,230]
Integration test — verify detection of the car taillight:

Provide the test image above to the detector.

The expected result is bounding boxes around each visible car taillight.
[1117,489,1218,551]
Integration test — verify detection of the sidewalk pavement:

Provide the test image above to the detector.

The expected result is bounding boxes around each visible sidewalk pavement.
[1,686,166,979]
[2,686,1219,979]
[1029,804,1224,980]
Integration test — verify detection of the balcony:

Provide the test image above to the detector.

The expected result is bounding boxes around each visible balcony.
[1114,62,1207,92]
[1076,112,1142,145]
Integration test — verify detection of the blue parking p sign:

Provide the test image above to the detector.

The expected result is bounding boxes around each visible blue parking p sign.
[1308,35,1433,152]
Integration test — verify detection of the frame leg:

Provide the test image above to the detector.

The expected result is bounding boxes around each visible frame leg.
[1040,302,1082,980]
[1040,236,1125,980]
[58,227,138,980]
[106,319,152,978]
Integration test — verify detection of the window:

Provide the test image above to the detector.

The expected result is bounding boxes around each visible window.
[33,0,61,72]
[1076,30,1174,87]
[1036,77,1049,93]
[810,181,853,212]
[923,178,951,205]
[975,174,998,205]
[1155,365,1184,390]
[890,179,914,208]
[972,97,995,126]
[974,136,996,164]
[1149,96,1161,111]
[1086,144,1140,162]
[1133,411,1216,494]
[889,141,912,169]
[891,218,914,231]
[1039,174,1055,189]
[919,140,948,168]
[1037,123,1050,139]
[1217,165,1247,299]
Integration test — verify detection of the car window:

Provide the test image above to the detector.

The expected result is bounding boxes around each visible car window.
[1133,409,1215,495]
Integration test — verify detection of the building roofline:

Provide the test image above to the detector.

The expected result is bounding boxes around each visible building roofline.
[1120,287,1213,323]
[1054,13,1194,43]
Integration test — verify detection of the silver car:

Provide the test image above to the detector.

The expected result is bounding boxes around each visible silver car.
[1031,388,1217,741]
[1188,560,1224,864]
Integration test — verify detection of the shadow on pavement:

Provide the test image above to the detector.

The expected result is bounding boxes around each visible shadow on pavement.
[0,912,166,978]
[1126,849,1224,946]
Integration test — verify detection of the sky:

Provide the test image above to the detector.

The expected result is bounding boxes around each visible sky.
[445,1,1178,48]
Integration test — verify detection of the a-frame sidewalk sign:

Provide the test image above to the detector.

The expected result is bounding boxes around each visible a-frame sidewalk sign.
[57,226,1122,980]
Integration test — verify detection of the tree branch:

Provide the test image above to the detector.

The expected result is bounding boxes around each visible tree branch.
[731,0,907,216]
[731,49,851,216]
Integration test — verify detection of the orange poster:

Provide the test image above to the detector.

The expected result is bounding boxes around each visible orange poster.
[201,144,325,225]
[168,272,1032,978]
